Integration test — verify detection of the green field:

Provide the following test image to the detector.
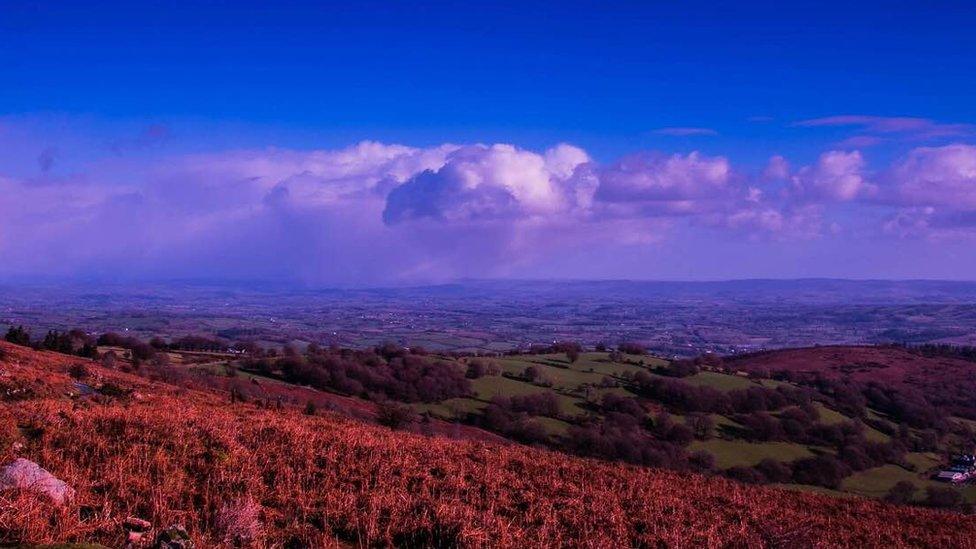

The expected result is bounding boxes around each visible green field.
[325,349,975,506]
[496,357,607,392]
[841,464,941,499]
[535,416,574,436]
[495,352,654,391]
[689,439,817,468]
[413,371,587,421]
[682,371,757,391]
[813,403,847,424]
[905,452,941,472]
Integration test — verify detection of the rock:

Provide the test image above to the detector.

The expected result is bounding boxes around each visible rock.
[125,516,153,532]
[122,517,152,549]
[124,515,153,545]
[0,458,75,504]
[154,525,194,548]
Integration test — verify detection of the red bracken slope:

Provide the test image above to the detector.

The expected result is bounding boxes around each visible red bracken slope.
[728,345,973,384]
[1,340,975,548]
[728,345,976,413]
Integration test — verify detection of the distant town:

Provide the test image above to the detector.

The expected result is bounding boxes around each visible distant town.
[3,279,976,357]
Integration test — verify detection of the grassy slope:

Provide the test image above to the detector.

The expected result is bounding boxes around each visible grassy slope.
[436,353,960,501]
[410,352,943,499]
[2,341,976,548]
[690,440,817,469]
[63,345,976,509]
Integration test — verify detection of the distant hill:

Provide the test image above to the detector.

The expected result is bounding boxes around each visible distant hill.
[729,345,972,382]
[729,345,976,419]
[2,340,975,547]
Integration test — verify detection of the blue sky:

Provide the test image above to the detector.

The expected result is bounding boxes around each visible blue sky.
[2,1,976,283]
[4,1,974,159]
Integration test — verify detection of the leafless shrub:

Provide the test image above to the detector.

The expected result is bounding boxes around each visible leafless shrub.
[217,498,263,547]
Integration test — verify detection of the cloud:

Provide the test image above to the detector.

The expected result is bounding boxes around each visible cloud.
[594,151,732,214]
[868,144,976,240]
[888,144,976,210]
[882,207,936,238]
[711,204,823,239]
[796,115,973,139]
[0,141,463,283]
[791,150,873,202]
[835,135,886,149]
[762,155,790,181]
[4,130,976,283]
[383,143,590,224]
[652,127,718,136]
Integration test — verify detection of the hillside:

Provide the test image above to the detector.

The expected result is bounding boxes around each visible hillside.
[12,328,976,509]
[728,345,976,419]
[1,342,976,547]
[728,345,976,386]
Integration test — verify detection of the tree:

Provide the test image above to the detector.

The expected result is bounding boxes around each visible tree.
[78,342,99,359]
[740,412,782,441]
[40,330,73,354]
[884,481,917,505]
[304,400,317,415]
[689,450,715,471]
[377,401,416,430]
[466,359,486,379]
[523,366,540,382]
[925,487,963,509]
[667,360,700,378]
[687,413,715,440]
[618,342,646,355]
[725,466,766,485]
[791,456,851,489]
[4,325,30,347]
[130,343,156,364]
[566,348,580,364]
[755,459,792,483]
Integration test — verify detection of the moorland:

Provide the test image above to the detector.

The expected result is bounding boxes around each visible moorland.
[2,339,976,547]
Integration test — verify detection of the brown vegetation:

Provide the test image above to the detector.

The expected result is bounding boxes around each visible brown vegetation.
[1,341,975,547]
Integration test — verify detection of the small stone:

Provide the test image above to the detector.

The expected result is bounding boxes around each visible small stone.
[125,516,153,532]
[0,458,75,505]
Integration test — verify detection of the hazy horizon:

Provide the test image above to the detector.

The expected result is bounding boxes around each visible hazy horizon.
[5,276,976,292]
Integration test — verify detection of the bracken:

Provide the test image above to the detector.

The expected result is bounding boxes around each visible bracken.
[0,341,974,548]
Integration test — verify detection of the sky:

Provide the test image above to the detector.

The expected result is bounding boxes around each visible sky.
[1,0,976,285]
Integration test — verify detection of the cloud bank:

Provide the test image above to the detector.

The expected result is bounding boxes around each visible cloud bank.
[2,130,976,283]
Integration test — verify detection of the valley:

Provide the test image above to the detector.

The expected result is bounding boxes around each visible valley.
[12,324,975,511]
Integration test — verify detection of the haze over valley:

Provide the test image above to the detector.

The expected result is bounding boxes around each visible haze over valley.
[4,279,976,357]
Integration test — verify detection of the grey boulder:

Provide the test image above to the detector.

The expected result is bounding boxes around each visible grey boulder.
[0,458,75,505]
